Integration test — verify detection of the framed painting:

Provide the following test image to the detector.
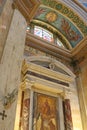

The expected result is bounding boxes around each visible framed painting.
[0,0,6,15]
[32,92,59,130]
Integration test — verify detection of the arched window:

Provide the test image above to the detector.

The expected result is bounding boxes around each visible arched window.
[27,25,66,49]
[57,38,65,48]
[34,26,54,42]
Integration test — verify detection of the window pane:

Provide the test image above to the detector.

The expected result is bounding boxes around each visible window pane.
[43,29,53,42]
[57,39,64,48]
[26,26,30,32]
[34,26,42,37]
[34,26,54,42]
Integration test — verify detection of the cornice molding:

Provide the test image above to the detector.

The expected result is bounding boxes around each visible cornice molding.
[71,36,87,65]
[26,33,72,62]
[13,0,40,21]
[25,32,87,67]
[22,59,75,81]
[21,60,76,96]
[71,36,87,56]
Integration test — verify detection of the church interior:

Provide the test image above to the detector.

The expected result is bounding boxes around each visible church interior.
[0,0,87,130]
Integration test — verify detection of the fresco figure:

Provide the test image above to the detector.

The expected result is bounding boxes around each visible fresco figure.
[39,99,56,130]
[61,18,80,41]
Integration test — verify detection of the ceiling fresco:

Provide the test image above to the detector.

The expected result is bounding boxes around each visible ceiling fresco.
[33,6,83,47]
[31,0,87,48]
[40,0,87,35]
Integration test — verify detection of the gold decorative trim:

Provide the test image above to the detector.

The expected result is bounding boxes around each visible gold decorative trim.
[40,0,87,36]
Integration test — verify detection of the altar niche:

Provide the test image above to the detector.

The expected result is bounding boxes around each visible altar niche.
[18,58,75,130]
[33,93,59,130]
[18,88,74,130]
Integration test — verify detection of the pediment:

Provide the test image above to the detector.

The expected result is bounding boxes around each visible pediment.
[25,56,75,79]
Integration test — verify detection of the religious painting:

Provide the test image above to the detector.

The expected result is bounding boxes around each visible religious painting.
[0,0,6,15]
[46,12,57,23]
[33,93,58,130]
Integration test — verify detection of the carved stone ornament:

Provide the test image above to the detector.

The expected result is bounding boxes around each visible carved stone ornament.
[49,62,55,70]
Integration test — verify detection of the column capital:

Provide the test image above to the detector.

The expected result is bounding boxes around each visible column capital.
[20,79,36,91]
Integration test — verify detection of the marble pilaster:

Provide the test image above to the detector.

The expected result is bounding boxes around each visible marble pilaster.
[29,90,34,130]
[58,97,64,130]
[65,88,83,130]
[76,75,87,130]
[0,0,14,60]
[0,9,27,130]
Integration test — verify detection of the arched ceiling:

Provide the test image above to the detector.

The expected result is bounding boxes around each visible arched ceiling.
[31,0,87,49]
[14,0,87,50]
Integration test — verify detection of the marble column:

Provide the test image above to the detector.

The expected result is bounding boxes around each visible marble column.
[0,9,27,130]
[58,97,64,130]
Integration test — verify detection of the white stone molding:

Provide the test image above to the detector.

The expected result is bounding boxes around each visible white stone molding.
[58,97,64,130]
[26,56,75,78]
